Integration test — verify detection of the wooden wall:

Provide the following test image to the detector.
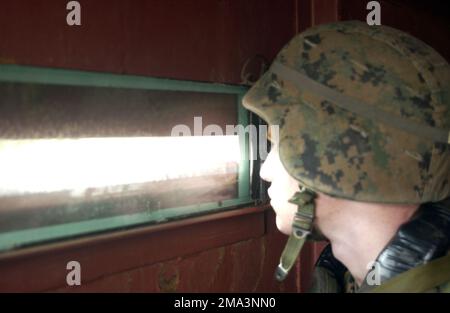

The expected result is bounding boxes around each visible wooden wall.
[339,0,450,62]
[0,0,297,84]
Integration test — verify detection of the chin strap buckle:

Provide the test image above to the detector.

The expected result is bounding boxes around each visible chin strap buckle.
[275,187,316,282]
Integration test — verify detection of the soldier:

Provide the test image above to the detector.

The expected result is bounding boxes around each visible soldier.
[242,21,450,292]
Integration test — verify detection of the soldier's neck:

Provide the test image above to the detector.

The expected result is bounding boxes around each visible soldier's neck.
[315,194,419,286]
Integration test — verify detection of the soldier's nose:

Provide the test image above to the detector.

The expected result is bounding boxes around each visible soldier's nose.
[260,151,274,182]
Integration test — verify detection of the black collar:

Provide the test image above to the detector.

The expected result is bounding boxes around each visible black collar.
[360,197,450,290]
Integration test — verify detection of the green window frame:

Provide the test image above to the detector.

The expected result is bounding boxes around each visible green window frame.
[0,65,253,252]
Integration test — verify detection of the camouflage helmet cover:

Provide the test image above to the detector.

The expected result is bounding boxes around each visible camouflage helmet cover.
[243,21,450,204]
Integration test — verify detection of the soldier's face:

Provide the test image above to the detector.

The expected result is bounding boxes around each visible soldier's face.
[260,141,300,235]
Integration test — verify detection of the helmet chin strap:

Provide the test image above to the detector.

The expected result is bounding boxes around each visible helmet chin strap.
[275,186,317,282]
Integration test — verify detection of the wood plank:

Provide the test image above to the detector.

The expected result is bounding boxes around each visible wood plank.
[0,206,267,292]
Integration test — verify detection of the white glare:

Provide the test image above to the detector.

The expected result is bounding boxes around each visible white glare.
[0,136,240,196]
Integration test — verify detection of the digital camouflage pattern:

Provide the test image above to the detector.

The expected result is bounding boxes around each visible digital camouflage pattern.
[243,21,450,204]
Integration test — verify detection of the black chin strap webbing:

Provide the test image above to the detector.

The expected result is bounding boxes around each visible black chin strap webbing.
[275,187,316,282]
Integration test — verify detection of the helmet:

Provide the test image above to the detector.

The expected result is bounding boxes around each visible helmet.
[243,20,450,204]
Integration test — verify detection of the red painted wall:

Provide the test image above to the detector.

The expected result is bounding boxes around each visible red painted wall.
[0,0,297,84]
[0,0,315,293]
[339,0,450,62]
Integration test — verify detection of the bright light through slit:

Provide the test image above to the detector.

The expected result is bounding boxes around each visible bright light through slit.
[0,136,241,196]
